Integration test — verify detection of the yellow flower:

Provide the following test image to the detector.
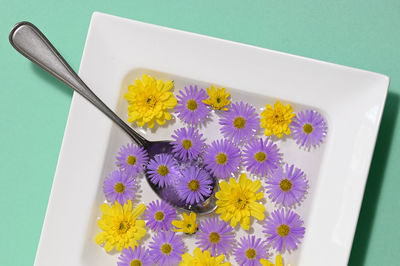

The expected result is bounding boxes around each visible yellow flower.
[203,85,230,111]
[95,200,146,252]
[260,254,284,266]
[260,101,295,138]
[215,173,266,230]
[124,74,177,128]
[172,212,198,234]
[180,247,231,266]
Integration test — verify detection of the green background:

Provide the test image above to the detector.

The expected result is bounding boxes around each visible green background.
[0,0,399,265]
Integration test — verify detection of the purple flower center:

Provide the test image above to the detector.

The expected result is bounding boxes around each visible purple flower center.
[114,182,126,193]
[130,259,142,266]
[216,153,228,165]
[126,155,137,165]
[254,152,267,162]
[279,179,292,192]
[209,232,221,243]
[157,165,169,176]
[186,99,198,111]
[277,224,290,237]
[245,248,257,259]
[154,211,165,221]
[303,123,314,134]
[188,180,200,191]
[181,139,192,150]
[161,243,172,254]
[233,116,246,129]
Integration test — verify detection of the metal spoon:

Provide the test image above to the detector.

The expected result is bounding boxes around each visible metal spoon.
[9,21,217,214]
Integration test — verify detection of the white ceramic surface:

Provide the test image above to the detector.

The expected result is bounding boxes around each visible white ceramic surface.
[34,12,389,266]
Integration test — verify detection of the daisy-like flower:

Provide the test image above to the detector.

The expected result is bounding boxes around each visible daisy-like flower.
[290,109,328,148]
[103,170,137,205]
[176,85,210,125]
[175,166,213,205]
[144,200,176,232]
[124,74,177,128]
[203,85,231,111]
[172,212,198,234]
[195,217,235,256]
[149,231,185,266]
[233,235,269,266]
[260,101,295,138]
[147,153,180,187]
[117,246,152,266]
[265,164,308,207]
[242,138,282,177]
[260,255,284,266]
[171,127,206,161]
[263,209,305,252]
[203,139,241,179]
[180,247,231,266]
[116,143,149,177]
[219,101,259,144]
[95,200,146,252]
[215,173,266,230]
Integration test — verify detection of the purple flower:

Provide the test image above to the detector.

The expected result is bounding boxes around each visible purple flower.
[117,246,152,266]
[147,153,180,188]
[144,200,176,232]
[242,138,282,177]
[149,231,185,266]
[103,170,137,205]
[219,101,259,144]
[203,139,241,179]
[265,164,308,207]
[175,166,213,205]
[116,143,149,177]
[195,217,235,256]
[175,85,210,125]
[290,109,328,148]
[233,235,269,266]
[263,209,305,252]
[171,127,206,161]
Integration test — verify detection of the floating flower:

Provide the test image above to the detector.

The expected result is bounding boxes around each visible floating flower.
[196,217,235,256]
[149,231,185,266]
[233,235,269,266]
[203,85,231,111]
[215,173,266,230]
[147,153,180,187]
[103,170,137,205]
[260,101,295,138]
[203,139,241,179]
[260,254,284,266]
[171,127,206,161]
[265,164,308,207]
[263,209,305,252]
[172,212,198,234]
[180,247,231,266]
[124,74,177,128]
[116,143,149,177]
[175,166,213,205]
[290,109,328,148]
[95,200,146,252]
[117,246,152,266]
[242,138,282,177]
[219,101,259,144]
[176,85,210,125]
[144,200,176,232]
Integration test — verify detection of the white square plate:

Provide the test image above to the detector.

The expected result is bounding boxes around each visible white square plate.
[34,12,389,266]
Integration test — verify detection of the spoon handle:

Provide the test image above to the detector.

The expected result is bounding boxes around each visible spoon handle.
[9,21,149,147]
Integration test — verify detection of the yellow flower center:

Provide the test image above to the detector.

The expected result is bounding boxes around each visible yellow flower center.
[182,139,192,150]
[277,224,290,237]
[233,116,246,129]
[254,152,267,162]
[114,182,126,193]
[279,179,292,192]
[187,99,198,111]
[216,153,228,165]
[303,123,313,134]
[118,221,130,234]
[209,232,220,243]
[157,165,169,176]
[146,95,157,108]
[186,223,192,228]
[130,260,142,266]
[188,180,200,191]
[161,243,172,254]
[154,211,165,221]
[235,195,248,209]
[126,155,137,165]
[245,248,257,259]
[273,112,284,123]
[216,97,221,103]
